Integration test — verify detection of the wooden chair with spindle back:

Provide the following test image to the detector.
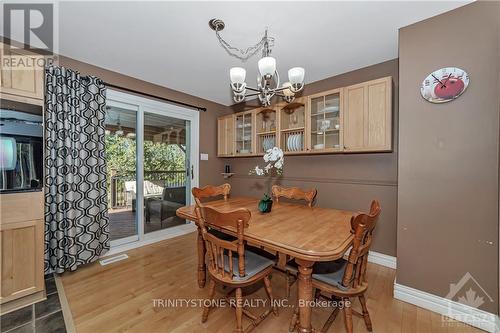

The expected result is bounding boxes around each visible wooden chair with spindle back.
[271,185,318,297]
[192,184,233,243]
[195,204,278,332]
[289,200,381,333]
[191,184,234,288]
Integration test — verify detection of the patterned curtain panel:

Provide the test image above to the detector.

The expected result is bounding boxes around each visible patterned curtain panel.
[44,66,109,274]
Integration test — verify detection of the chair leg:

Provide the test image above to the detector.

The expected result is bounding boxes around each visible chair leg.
[359,295,372,331]
[314,288,321,301]
[343,297,353,333]
[263,275,278,316]
[285,271,291,298]
[202,279,216,323]
[288,304,299,333]
[235,287,243,333]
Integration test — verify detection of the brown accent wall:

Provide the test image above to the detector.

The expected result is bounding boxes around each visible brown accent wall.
[57,56,232,188]
[224,59,399,257]
[398,1,500,314]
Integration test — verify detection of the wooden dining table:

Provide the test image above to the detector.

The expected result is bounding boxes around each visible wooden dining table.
[176,196,355,333]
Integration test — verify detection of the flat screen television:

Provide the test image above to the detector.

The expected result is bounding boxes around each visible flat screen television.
[0,109,43,193]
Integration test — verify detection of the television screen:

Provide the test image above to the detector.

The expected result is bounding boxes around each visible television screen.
[0,137,17,171]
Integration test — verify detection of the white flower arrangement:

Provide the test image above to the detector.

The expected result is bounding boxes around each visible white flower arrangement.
[249,147,284,176]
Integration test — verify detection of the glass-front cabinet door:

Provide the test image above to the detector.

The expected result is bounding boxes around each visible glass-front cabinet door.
[308,89,343,152]
[234,110,255,155]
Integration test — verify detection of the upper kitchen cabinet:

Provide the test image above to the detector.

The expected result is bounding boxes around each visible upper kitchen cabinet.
[217,76,392,157]
[343,76,392,152]
[307,88,343,153]
[217,114,234,157]
[0,43,45,104]
[234,110,255,156]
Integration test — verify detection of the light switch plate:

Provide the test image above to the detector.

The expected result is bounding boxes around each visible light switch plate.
[200,153,209,161]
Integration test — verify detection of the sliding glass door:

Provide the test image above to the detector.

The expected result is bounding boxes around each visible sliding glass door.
[104,90,199,249]
[105,104,139,245]
[143,112,189,234]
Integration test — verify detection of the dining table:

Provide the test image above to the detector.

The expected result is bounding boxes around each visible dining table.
[176,196,356,333]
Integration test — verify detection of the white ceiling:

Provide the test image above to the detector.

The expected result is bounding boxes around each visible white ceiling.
[53,1,468,105]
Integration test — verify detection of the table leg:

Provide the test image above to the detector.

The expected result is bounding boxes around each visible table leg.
[197,226,206,288]
[296,259,314,333]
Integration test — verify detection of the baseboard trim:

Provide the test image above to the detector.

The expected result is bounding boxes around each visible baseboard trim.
[104,222,197,257]
[394,283,498,333]
[367,250,397,269]
[344,249,397,269]
[54,275,76,333]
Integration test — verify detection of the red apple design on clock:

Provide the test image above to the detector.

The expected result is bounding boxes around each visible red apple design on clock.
[421,67,469,103]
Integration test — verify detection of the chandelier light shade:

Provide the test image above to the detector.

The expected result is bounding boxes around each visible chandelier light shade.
[230,67,246,84]
[258,57,276,77]
[288,67,305,85]
[210,18,305,106]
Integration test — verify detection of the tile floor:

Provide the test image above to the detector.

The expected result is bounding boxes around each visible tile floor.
[0,275,66,333]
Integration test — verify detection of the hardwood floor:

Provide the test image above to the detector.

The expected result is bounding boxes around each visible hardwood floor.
[60,232,482,333]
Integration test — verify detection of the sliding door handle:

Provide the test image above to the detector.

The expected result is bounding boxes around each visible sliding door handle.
[191,165,194,180]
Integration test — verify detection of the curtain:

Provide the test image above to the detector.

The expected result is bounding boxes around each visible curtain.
[44,66,109,274]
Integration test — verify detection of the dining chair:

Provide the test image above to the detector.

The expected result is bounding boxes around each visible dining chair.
[192,184,234,240]
[271,185,317,207]
[192,183,231,205]
[271,185,318,297]
[195,204,278,332]
[288,200,381,333]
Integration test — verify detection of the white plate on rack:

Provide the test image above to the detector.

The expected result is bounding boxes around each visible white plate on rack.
[269,137,275,150]
[293,134,299,151]
[287,135,293,151]
[296,134,302,150]
[263,137,274,151]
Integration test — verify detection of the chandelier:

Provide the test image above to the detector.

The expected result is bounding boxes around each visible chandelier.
[209,19,305,107]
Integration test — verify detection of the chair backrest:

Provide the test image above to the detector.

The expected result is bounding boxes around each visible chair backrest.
[124,181,163,196]
[144,180,164,196]
[342,200,381,289]
[192,183,231,206]
[162,186,186,204]
[271,185,317,207]
[195,204,250,280]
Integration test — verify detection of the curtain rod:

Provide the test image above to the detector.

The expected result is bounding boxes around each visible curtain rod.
[103,82,207,112]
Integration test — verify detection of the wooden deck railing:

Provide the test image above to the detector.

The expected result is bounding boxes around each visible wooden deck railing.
[109,170,186,208]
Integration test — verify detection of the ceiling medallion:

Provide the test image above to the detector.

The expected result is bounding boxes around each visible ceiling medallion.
[209,18,305,107]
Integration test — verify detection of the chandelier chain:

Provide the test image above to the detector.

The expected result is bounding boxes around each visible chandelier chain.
[215,29,275,62]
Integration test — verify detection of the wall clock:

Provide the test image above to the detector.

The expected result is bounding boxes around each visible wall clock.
[420,67,469,103]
